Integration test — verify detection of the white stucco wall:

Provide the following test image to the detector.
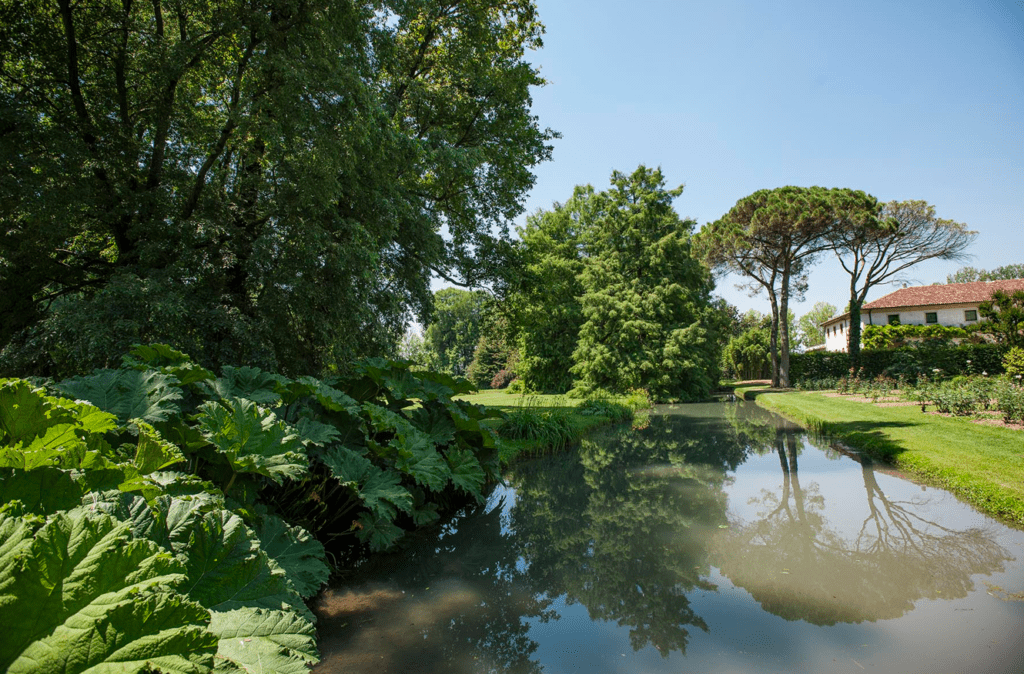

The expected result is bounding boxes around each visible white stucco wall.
[821,303,984,352]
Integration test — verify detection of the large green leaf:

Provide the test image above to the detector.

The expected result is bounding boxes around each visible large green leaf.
[0,509,216,673]
[170,508,312,622]
[256,515,330,599]
[292,417,340,448]
[197,398,308,485]
[320,446,373,487]
[204,366,288,406]
[355,511,406,552]
[0,379,74,445]
[133,421,186,474]
[296,377,361,415]
[209,608,318,674]
[57,369,183,425]
[446,448,486,497]
[360,468,413,520]
[408,404,458,447]
[396,443,450,492]
[122,344,216,386]
[0,467,84,516]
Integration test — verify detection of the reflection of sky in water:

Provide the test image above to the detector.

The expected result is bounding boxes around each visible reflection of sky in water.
[314,402,1024,674]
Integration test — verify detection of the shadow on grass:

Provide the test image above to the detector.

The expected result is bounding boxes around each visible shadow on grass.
[803,419,921,461]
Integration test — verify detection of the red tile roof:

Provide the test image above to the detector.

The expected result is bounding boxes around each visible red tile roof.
[821,279,1024,326]
[863,279,1024,310]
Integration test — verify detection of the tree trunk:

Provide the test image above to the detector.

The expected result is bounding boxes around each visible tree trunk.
[779,267,791,388]
[768,290,780,387]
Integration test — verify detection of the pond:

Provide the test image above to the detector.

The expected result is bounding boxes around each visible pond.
[311,401,1024,674]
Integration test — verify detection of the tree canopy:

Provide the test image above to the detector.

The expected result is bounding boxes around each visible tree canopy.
[828,200,975,361]
[946,264,1024,284]
[423,288,491,376]
[979,290,1024,349]
[567,167,721,401]
[796,301,837,349]
[697,187,871,387]
[0,0,555,378]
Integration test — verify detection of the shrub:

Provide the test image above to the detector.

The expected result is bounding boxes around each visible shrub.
[1004,347,1024,379]
[577,395,632,422]
[491,368,516,389]
[499,399,582,451]
[994,380,1024,424]
[790,343,1008,386]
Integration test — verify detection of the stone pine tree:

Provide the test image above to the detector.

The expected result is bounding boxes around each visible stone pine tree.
[570,167,719,402]
[827,199,975,362]
[697,187,873,387]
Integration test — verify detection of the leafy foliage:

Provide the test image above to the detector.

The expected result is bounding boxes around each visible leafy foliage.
[861,323,973,350]
[0,508,217,674]
[698,186,881,384]
[0,344,508,670]
[423,289,492,376]
[946,264,1024,284]
[796,301,837,349]
[979,289,1024,348]
[0,0,555,379]
[570,167,720,401]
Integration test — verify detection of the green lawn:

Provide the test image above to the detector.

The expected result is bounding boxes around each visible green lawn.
[742,388,1024,526]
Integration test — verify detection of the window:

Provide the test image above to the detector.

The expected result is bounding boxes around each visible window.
[925,312,938,324]
[888,314,900,325]
[964,309,978,321]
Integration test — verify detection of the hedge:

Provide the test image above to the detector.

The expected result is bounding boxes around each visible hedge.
[790,343,1008,384]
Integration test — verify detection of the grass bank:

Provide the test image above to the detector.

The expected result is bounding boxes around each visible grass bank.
[739,387,1024,526]
[455,391,637,464]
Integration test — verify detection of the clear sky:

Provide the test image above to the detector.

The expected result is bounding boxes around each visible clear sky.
[501,0,1024,319]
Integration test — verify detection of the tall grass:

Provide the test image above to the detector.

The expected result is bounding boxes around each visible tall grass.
[499,396,584,452]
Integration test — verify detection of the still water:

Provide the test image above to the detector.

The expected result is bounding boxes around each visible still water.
[312,402,1024,673]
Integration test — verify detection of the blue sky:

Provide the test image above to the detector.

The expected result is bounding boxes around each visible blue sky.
[504,0,1023,318]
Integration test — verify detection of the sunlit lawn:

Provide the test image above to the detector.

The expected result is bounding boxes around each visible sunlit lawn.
[744,388,1024,525]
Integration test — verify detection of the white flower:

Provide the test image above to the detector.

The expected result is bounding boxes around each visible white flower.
[982,371,987,376]
[932,368,941,373]
[966,360,972,364]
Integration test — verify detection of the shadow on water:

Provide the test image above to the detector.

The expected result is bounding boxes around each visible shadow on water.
[313,401,1019,673]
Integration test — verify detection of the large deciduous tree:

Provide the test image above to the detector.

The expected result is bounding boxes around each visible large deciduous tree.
[423,288,490,376]
[796,301,837,349]
[946,264,1024,284]
[698,187,870,387]
[827,200,975,362]
[0,0,554,377]
[509,189,590,393]
[570,167,719,401]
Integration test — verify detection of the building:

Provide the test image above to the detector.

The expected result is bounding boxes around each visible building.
[821,279,1024,352]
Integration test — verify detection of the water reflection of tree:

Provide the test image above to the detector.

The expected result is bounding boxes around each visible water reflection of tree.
[507,416,745,656]
[316,493,552,674]
[714,423,1012,625]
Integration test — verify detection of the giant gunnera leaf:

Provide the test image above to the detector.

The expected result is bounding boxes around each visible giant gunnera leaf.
[208,608,318,674]
[56,368,183,425]
[197,398,308,485]
[0,509,217,673]
[256,514,330,599]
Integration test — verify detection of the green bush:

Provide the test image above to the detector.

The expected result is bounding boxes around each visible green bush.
[499,399,583,451]
[862,324,969,349]
[0,344,506,673]
[994,380,1024,423]
[1003,347,1024,379]
[791,343,1008,385]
